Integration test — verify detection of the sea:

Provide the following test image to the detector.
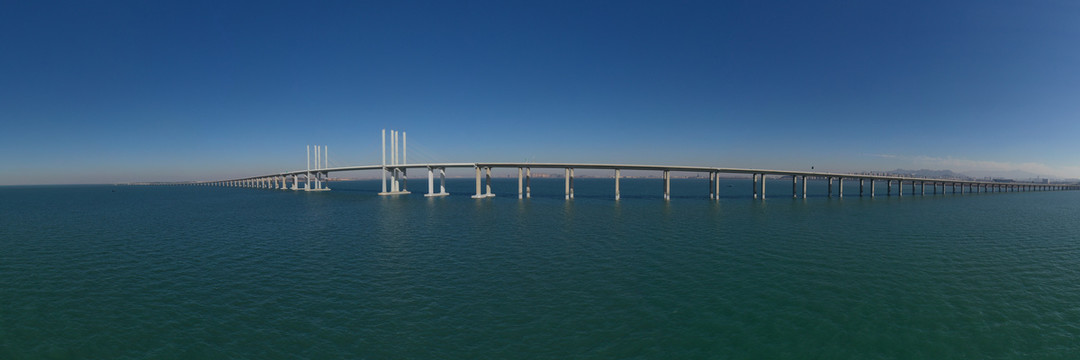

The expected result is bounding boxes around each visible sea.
[2,178,1079,359]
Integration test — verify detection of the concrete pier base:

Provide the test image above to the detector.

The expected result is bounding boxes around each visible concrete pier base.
[425,167,449,197]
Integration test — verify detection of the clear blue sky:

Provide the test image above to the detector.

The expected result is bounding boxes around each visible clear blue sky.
[2,0,1079,184]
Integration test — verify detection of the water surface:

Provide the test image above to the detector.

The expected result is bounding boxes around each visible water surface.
[2,179,1079,359]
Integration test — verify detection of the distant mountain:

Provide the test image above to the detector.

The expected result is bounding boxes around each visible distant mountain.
[887,168,1053,181]
[888,169,968,179]
[963,169,1048,181]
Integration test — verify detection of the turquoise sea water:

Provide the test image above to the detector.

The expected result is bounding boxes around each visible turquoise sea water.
[3,178,1080,359]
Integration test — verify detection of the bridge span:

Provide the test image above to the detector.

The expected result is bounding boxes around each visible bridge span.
[164,129,1080,200]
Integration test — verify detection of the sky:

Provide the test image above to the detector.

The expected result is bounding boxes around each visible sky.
[2,0,1079,184]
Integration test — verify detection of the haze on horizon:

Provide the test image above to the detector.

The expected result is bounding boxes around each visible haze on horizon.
[2,1,1079,185]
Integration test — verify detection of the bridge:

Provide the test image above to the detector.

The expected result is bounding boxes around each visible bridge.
[166,129,1079,199]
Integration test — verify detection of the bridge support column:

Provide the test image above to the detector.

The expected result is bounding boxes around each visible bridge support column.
[386,129,390,193]
[759,174,766,199]
[752,174,758,199]
[760,172,768,197]
[801,176,807,198]
[792,175,797,198]
[525,168,530,198]
[565,168,571,200]
[484,167,493,197]
[887,180,892,196]
[709,171,716,199]
[838,177,844,198]
[472,166,484,199]
[663,170,671,200]
[615,169,621,200]
[424,167,449,197]
[428,167,435,196]
[920,182,925,195]
[860,178,864,197]
[440,168,447,195]
[518,167,523,199]
[390,169,398,192]
[828,177,833,198]
[569,168,575,199]
[870,179,876,197]
[717,172,722,201]
[910,181,915,196]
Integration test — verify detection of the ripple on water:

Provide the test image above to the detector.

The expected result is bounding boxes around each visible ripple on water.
[2,183,1080,358]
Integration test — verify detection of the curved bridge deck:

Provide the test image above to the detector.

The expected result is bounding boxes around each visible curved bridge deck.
[169,162,1078,200]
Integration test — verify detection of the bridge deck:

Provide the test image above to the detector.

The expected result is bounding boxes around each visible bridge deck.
[220,162,1057,187]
